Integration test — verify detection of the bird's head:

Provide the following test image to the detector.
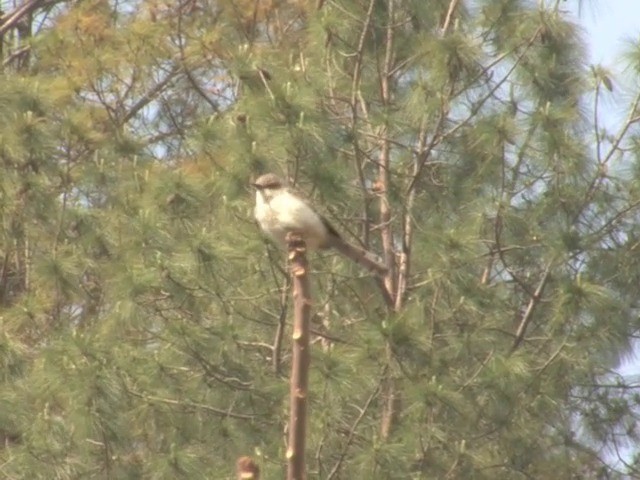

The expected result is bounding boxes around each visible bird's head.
[252,173,285,200]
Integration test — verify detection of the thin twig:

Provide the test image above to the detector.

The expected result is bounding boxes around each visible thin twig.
[441,0,461,34]
[510,261,553,353]
[127,389,258,419]
[326,380,382,479]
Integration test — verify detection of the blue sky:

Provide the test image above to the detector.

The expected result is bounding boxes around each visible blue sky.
[573,1,640,64]
[576,2,640,367]
[572,2,640,468]
[569,1,640,130]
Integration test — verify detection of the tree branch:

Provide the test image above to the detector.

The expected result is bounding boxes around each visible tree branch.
[286,233,312,480]
[510,261,553,353]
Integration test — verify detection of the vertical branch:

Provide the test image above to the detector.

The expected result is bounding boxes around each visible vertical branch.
[396,117,430,309]
[378,0,396,298]
[378,0,398,442]
[349,0,377,248]
[286,233,311,480]
[399,0,466,297]
[593,76,602,165]
[394,189,411,311]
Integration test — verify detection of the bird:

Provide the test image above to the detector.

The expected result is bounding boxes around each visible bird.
[252,173,388,276]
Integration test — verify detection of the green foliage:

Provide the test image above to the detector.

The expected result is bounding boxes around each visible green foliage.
[0,0,639,478]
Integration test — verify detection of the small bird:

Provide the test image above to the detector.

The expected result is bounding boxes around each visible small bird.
[252,173,388,276]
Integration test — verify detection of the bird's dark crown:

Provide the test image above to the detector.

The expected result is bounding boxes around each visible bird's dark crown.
[253,173,284,190]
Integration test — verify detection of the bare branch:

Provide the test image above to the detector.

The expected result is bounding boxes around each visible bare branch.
[510,261,553,353]
[286,233,312,480]
[441,0,461,34]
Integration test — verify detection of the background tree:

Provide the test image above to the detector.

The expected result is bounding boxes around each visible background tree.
[0,0,639,478]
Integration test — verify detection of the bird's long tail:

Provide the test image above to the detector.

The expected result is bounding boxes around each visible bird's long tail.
[327,237,388,276]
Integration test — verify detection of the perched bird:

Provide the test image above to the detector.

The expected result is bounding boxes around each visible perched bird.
[252,173,388,276]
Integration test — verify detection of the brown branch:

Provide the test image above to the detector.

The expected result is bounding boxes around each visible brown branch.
[396,116,430,307]
[120,65,181,124]
[510,261,552,353]
[0,0,56,36]
[2,45,30,67]
[343,0,393,307]
[378,0,396,300]
[286,233,312,480]
[377,0,400,443]
[374,275,395,308]
[349,0,377,249]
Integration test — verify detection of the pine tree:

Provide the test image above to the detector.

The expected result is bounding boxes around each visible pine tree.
[0,0,639,478]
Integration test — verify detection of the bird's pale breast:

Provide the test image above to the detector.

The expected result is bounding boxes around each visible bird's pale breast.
[255,190,328,250]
